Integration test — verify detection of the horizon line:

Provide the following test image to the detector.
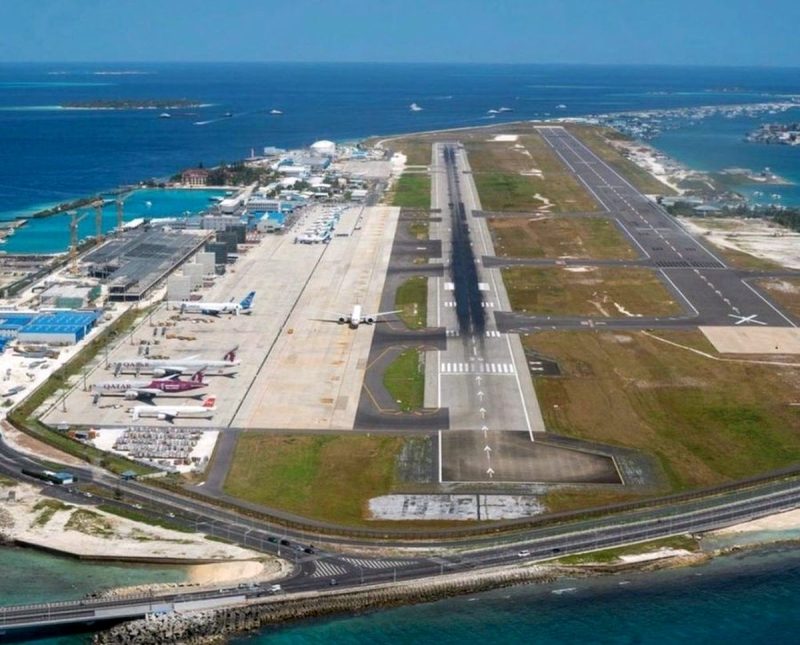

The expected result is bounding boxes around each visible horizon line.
[3,60,800,70]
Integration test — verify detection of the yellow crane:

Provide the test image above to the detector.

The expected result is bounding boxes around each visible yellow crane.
[115,191,133,235]
[91,199,105,243]
[68,209,89,275]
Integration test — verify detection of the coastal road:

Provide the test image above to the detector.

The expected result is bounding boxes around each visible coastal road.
[493,126,797,333]
[6,444,800,633]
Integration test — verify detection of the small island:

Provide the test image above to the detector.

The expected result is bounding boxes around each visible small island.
[746,122,800,145]
[61,99,204,110]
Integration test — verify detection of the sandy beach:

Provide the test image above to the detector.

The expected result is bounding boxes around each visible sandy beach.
[0,481,288,589]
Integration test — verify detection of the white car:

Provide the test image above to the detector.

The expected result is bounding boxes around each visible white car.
[517,550,531,558]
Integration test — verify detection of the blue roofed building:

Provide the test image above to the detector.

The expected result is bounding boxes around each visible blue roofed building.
[0,310,102,346]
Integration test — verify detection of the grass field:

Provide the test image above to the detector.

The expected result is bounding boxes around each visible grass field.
[756,278,800,319]
[502,266,681,317]
[407,220,429,240]
[528,330,800,490]
[384,349,425,411]
[488,216,638,259]
[395,276,428,329]
[555,535,699,565]
[467,133,599,212]
[223,434,406,525]
[563,124,676,196]
[391,140,432,166]
[392,173,431,209]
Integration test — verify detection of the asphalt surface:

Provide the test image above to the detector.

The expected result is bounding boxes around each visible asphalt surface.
[430,142,543,436]
[494,126,798,333]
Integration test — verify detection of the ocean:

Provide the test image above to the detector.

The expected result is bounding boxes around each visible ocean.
[1,63,800,253]
[3,62,800,642]
[231,544,800,645]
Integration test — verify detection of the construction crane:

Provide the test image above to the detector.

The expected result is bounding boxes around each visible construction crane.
[115,191,133,235]
[68,210,89,275]
[91,199,105,243]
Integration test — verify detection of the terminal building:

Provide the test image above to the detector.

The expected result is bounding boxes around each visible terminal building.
[82,228,210,302]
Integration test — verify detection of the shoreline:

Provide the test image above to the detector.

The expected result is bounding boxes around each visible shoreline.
[92,535,798,645]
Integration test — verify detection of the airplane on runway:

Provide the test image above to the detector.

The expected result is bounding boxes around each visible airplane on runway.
[177,291,255,316]
[92,370,206,403]
[111,347,239,376]
[321,305,401,329]
[131,395,216,422]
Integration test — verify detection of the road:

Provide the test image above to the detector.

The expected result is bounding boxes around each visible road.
[493,126,797,333]
[5,423,800,633]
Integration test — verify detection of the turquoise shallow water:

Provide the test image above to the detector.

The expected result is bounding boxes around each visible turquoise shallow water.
[0,545,189,644]
[0,187,226,254]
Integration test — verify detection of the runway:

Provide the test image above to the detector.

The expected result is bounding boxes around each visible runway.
[492,125,798,333]
[427,142,544,436]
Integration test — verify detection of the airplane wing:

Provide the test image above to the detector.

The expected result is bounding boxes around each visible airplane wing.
[368,310,402,319]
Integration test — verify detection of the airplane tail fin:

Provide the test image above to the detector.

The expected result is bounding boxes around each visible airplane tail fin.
[240,291,256,310]
[191,369,205,383]
[223,346,239,362]
[202,395,216,409]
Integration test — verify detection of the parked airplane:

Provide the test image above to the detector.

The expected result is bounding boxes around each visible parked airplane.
[131,395,217,422]
[178,291,255,316]
[111,347,239,377]
[92,370,206,403]
[323,305,401,329]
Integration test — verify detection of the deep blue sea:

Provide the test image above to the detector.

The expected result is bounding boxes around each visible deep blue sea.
[3,63,800,643]
[1,62,800,247]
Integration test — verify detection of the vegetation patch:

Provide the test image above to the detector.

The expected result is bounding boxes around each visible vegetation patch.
[391,140,432,166]
[756,278,800,319]
[502,267,680,317]
[489,216,637,259]
[563,124,676,195]
[407,220,429,240]
[223,434,406,526]
[392,174,431,209]
[555,535,699,565]
[64,509,114,538]
[527,330,800,490]
[31,499,73,528]
[467,134,599,212]
[383,349,425,411]
[395,276,428,330]
[98,504,193,533]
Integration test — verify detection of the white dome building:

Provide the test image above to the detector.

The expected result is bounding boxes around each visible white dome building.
[310,140,336,157]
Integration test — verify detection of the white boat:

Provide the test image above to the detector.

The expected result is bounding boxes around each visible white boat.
[269,109,283,115]
[487,109,499,114]
[409,103,423,112]
[497,107,512,112]
[556,104,567,109]
[159,112,171,118]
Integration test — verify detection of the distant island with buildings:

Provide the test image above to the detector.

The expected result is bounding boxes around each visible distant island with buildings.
[61,99,205,110]
[746,122,800,146]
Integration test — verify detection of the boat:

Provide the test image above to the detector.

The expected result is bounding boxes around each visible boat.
[556,104,567,109]
[497,107,512,112]
[269,109,283,115]
[224,111,233,117]
[409,103,423,112]
[487,109,499,114]
[159,112,171,119]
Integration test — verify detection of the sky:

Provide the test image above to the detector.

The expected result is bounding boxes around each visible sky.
[0,0,799,67]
